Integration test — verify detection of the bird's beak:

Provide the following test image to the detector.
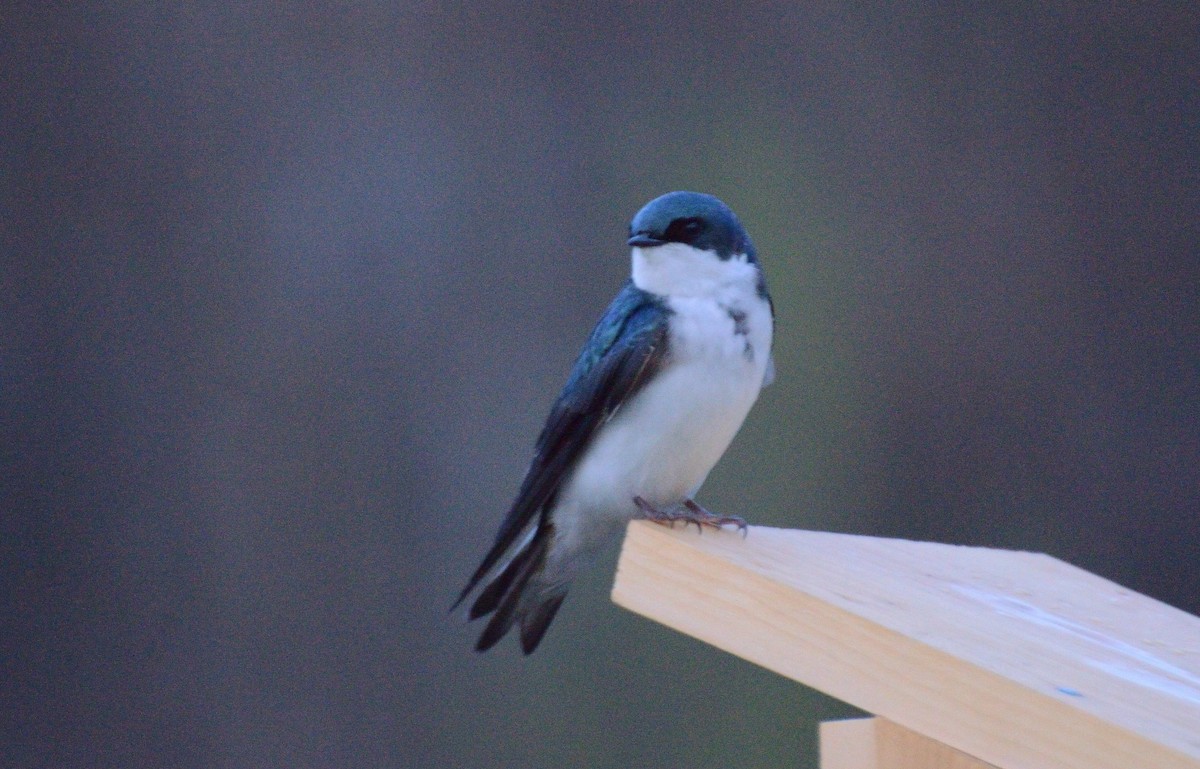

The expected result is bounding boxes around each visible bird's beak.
[627,233,665,248]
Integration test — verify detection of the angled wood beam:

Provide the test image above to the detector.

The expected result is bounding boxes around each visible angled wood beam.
[612,521,1200,769]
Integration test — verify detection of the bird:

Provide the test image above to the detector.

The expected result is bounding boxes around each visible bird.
[454,191,774,654]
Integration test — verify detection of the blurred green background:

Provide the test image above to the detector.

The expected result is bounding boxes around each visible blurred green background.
[5,3,1198,768]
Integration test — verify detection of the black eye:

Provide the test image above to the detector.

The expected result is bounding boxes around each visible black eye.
[665,217,705,243]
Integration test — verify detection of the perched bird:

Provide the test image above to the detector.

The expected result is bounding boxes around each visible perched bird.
[454,191,775,654]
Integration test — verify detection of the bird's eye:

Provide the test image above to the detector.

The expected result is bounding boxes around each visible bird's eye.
[666,217,705,243]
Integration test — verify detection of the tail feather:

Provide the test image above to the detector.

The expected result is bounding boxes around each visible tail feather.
[474,580,532,652]
[469,534,539,620]
[519,594,564,654]
[470,527,567,654]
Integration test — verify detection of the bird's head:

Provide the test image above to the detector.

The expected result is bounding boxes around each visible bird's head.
[627,191,759,297]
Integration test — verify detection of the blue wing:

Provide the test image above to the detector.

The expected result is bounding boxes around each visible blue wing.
[454,281,671,611]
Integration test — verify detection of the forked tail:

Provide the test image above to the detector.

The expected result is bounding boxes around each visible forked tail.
[460,526,566,654]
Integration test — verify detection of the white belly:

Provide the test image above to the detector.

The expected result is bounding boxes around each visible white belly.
[550,290,772,555]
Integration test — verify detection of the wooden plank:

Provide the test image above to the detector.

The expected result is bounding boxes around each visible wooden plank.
[612,522,1200,769]
[820,718,876,769]
[821,717,999,769]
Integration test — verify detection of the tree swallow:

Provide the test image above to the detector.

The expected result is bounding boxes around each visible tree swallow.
[454,191,775,654]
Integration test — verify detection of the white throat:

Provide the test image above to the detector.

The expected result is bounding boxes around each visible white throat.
[630,243,760,298]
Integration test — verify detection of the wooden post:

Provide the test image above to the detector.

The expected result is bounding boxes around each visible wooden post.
[611,521,1200,769]
[821,718,998,769]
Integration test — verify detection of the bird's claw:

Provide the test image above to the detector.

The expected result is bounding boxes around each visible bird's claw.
[684,499,749,537]
[633,496,749,537]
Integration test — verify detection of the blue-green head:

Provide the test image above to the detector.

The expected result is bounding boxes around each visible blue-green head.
[627,191,756,262]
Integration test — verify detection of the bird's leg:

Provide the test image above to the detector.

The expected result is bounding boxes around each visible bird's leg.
[633,495,689,531]
[632,496,748,536]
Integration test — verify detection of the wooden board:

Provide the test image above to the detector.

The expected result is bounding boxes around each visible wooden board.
[612,522,1200,769]
[821,717,998,769]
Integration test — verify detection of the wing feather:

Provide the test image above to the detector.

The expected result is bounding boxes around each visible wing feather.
[454,282,670,607]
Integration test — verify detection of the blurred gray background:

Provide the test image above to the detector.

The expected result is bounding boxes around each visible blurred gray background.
[4,3,1198,768]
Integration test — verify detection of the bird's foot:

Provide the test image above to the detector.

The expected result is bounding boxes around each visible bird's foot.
[633,496,748,536]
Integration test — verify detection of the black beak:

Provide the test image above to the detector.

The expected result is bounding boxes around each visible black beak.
[627,233,665,248]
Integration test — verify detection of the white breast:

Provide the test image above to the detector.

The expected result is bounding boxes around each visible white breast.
[550,243,773,555]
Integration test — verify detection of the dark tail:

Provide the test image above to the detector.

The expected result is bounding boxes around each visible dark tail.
[463,526,566,654]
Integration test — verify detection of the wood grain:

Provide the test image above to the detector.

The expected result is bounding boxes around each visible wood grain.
[612,521,1200,769]
[821,718,999,769]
